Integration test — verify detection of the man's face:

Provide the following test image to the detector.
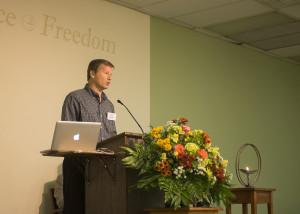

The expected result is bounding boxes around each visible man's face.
[91,64,113,91]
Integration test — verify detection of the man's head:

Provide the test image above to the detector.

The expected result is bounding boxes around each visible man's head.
[87,59,114,81]
[87,59,114,92]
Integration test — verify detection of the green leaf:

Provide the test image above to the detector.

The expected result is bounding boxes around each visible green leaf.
[136,174,160,189]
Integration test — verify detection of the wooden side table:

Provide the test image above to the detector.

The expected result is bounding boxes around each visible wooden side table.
[145,207,224,214]
[226,188,276,214]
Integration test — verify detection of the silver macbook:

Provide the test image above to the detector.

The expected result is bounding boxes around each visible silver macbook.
[51,121,101,152]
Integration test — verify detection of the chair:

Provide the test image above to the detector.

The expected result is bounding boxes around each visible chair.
[50,188,63,214]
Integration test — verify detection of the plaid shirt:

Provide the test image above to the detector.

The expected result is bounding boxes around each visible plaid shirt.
[61,84,117,142]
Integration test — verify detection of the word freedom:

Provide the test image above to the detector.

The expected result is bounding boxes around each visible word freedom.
[41,14,115,53]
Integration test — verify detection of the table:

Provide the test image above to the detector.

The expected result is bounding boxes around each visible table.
[145,207,224,214]
[226,188,276,214]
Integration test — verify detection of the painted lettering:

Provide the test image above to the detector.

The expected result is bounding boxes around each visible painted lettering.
[7,12,16,26]
[0,9,16,26]
[55,25,63,39]
[63,28,71,41]
[92,37,100,49]
[41,14,56,36]
[102,39,115,54]
[81,28,91,47]
[72,31,80,44]
[0,9,5,23]
[40,14,116,53]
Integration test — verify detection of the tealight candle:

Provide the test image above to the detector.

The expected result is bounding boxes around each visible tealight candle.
[239,166,257,187]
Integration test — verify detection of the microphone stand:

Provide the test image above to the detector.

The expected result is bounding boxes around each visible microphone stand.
[117,99,144,134]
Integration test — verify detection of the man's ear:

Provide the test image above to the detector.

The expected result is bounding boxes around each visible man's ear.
[90,70,95,79]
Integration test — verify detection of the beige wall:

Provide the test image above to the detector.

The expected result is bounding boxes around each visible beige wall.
[0,0,150,213]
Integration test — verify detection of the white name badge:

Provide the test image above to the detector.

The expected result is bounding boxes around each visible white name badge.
[107,112,117,121]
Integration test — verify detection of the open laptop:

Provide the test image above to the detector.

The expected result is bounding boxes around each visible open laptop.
[50,121,102,152]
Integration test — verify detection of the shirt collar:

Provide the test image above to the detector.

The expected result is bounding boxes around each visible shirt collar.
[84,84,108,100]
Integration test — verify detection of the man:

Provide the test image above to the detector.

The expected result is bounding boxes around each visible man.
[61,59,117,214]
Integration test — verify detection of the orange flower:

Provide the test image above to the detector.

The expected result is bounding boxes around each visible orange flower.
[166,170,172,176]
[158,162,164,169]
[197,149,208,159]
[154,165,160,171]
[163,160,169,166]
[162,165,170,171]
[174,144,185,154]
[161,170,167,176]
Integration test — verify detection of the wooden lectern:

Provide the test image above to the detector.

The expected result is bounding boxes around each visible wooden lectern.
[42,132,165,214]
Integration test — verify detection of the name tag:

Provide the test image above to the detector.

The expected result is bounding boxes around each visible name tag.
[107,112,117,121]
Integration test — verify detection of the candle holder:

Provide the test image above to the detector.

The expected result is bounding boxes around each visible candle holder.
[239,167,258,187]
[235,144,261,187]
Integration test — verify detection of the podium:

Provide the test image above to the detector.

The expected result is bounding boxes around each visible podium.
[42,132,165,214]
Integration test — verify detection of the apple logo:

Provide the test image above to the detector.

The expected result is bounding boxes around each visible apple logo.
[73,133,80,141]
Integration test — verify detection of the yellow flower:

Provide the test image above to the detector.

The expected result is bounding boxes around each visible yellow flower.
[174,151,178,156]
[164,144,172,151]
[157,139,164,147]
[155,134,161,139]
[157,126,163,131]
[163,138,170,145]
[169,134,179,143]
[205,142,211,149]
[151,130,157,137]
[209,146,220,158]
[221,160,228,167]
[160,153,167,160]
[200,158,210,167]
[171,126,181,132]
[206,168,213,178]
[185,136,190,142]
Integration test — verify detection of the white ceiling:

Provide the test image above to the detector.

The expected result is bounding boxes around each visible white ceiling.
[105,0,300,66]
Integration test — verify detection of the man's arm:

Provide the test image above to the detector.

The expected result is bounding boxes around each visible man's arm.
[61,94,80,121]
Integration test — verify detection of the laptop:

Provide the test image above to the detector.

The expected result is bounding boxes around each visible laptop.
[50,121,102,152]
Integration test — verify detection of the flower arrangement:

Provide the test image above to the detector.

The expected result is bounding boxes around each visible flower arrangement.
[122,117,234,209]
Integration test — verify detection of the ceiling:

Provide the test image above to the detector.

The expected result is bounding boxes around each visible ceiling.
[105,0,300,66]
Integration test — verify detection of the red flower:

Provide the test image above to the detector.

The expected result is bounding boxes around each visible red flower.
[172,118,188,125]
[178,153,193,168]
[180,118,188,125]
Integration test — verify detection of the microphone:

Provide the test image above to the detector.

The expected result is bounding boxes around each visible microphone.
[117,99,144,134]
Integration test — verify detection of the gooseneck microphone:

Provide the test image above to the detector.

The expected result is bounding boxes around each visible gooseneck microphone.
[117,99,144,134]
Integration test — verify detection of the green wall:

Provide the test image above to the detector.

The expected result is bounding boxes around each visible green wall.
[150,17,300,214]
